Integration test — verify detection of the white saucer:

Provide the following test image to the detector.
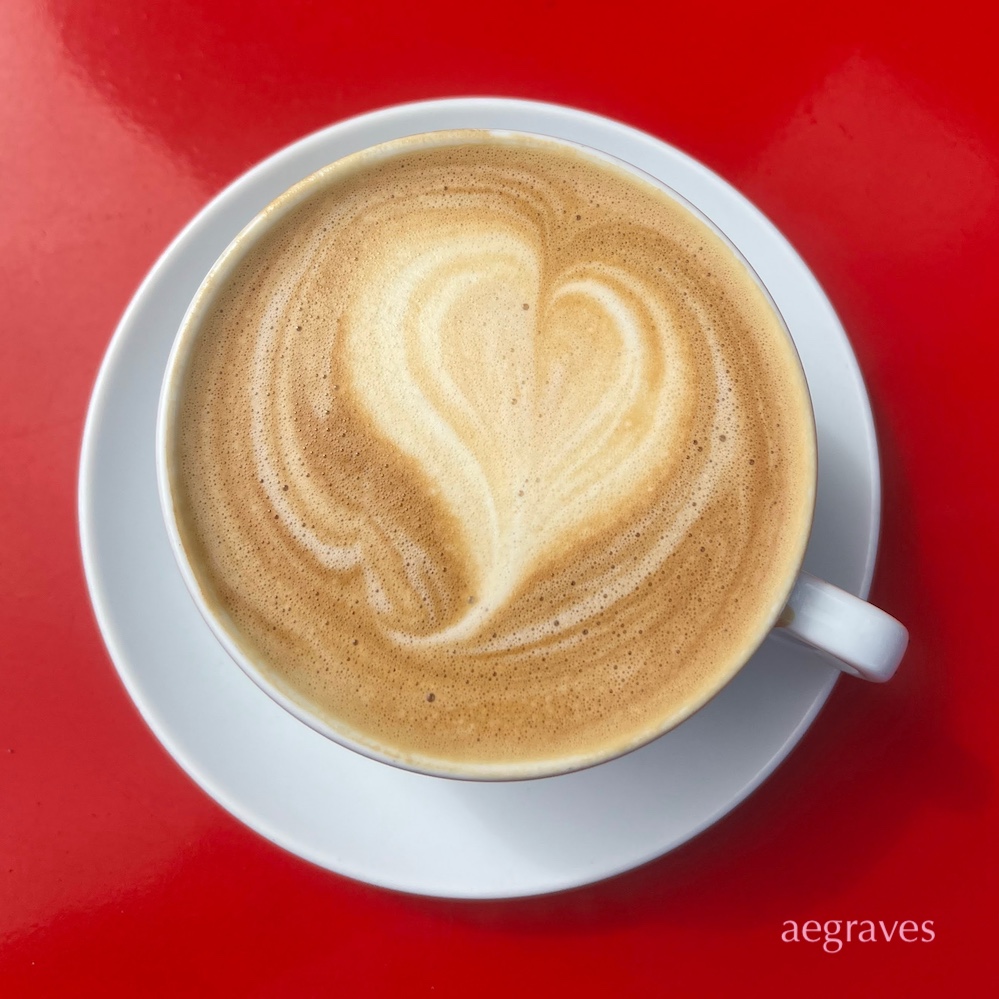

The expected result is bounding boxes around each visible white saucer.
[79,99,880,899]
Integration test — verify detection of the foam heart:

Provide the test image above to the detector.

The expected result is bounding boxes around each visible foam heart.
[345,226,691,642]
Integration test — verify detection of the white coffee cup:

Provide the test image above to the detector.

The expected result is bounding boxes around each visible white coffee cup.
[157,128,907,780]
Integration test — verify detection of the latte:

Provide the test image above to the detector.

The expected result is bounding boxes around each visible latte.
[165,131,816,777]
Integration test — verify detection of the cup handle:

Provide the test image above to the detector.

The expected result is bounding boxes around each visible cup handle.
[777,572,908,682]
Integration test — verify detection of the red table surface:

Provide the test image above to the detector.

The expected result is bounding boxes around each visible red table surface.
[2,1,997,995]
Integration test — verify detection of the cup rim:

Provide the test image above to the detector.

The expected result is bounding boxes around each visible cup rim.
[156,127,818,782]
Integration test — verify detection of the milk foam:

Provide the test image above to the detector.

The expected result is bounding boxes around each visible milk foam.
[170,133,815,776]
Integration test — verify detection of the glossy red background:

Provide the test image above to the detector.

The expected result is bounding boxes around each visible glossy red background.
[2,1,997,995]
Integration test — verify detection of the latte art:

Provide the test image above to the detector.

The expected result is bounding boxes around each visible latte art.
[169,133,815,776]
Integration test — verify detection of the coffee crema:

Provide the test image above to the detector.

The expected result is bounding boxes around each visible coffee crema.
[167,132,815,777]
